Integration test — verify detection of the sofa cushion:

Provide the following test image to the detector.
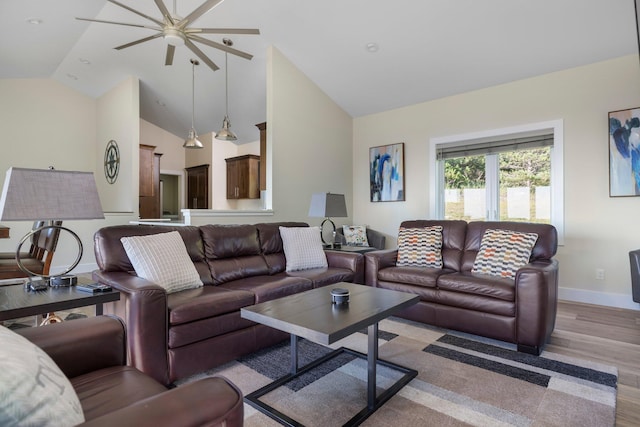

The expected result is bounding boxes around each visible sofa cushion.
[0,325,85,427]
[461,221,557,271]
[256,222,309,274]
[342,225,369,246]
[93,225,212,284]
[167,286,256,325]
[396,226,443,268]
[400,220,467,271]
[471,229,538,279]
[71,366,167,421]
[219,274,314,304]
[437,271,516,301]
[121,231,204,294]
[286,267,355,288]
[279,226,328,272]
[377,265,446,288]
[200,224,270,285]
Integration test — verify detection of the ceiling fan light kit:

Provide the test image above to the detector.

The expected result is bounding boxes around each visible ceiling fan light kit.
[215,38,237,141]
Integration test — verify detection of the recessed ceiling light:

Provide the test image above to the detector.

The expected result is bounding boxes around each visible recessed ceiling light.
[365,42,379,53]
[78,58,91,65]
[26,18,43,25]
[66,74,78,80]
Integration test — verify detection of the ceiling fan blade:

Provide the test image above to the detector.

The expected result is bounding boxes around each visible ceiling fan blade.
[187,28,260,35]
[189,35,253,60]
[185,39,219,71]
[107,0,164,26]
[114,33,162,50]
[178,0,224,27]
[165,45,176,65]
[76,17,160,31]
[154,0,174,25]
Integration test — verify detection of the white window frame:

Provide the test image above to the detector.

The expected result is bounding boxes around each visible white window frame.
[429,119,564,245]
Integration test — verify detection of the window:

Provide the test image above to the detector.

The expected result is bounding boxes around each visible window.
[429,120,564,243]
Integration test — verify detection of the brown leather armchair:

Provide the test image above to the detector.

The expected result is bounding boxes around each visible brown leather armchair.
[15,316,244,427]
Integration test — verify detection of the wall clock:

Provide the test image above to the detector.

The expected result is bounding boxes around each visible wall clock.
[104,140,120,184]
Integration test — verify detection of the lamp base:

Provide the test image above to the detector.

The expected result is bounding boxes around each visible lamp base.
[319,218,336,246]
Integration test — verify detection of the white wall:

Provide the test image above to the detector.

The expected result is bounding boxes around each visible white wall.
[353,54,640,309]
[0,77,140,273]
[96,76,139,214]
[186,46,354,225]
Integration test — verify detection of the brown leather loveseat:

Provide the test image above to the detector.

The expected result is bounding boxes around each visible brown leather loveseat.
[93,222,363,385]
[365,220,558,355]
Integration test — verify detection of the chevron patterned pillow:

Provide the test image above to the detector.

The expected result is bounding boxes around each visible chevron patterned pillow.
[471,229,539,279]
[396,226,443,268]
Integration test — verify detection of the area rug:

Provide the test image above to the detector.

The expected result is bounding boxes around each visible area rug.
[176,318,618,426]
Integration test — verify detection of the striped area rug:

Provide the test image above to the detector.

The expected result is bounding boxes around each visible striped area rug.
[177,318,617,426]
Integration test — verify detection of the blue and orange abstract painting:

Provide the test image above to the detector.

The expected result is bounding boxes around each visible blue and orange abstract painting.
[609,108,640,196]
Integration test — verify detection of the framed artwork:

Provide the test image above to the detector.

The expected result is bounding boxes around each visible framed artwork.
[369,142,405,202]
[609,107,640,197]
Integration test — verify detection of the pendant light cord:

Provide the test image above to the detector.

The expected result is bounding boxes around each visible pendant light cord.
[191,60,196,129]
[224,51,229,116]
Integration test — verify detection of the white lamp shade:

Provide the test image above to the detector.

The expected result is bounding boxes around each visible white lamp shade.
[0,167,104,221]
[308,193,348,218]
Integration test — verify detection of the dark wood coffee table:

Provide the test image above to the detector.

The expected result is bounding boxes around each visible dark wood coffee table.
[241,282,419,426]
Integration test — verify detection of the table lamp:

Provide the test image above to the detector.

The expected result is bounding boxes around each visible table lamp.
[0,167,104,287]
[308,192,347,247]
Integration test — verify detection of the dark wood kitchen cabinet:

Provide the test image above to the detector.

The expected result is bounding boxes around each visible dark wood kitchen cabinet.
[225,154,260,199]
[186,164,209,209]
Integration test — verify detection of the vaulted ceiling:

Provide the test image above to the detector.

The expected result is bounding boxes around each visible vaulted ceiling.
[2,0,638,143]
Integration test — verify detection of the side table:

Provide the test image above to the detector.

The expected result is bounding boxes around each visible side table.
[0,281,119,323]
[325,245,378,255]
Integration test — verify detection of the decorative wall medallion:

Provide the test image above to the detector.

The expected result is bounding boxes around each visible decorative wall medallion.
[104,140,120,184]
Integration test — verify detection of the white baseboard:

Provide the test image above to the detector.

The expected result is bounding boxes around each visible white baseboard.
[559,286,640,311]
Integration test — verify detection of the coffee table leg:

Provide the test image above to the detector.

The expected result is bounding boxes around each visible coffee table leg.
[367,322,378,409]
[290,334,298,374]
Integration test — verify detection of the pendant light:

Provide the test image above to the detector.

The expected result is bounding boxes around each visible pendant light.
[215,38,237,141]
[183,58,203,149]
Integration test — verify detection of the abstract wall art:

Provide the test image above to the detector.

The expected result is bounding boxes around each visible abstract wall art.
[609,107,640,197]
[369,142,405,202]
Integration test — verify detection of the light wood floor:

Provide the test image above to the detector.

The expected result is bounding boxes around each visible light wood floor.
[549,301,640,427]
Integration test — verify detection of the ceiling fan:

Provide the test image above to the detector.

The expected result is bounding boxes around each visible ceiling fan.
[76,0,259,71]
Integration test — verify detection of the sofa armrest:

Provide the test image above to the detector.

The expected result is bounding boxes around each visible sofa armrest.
[92,270,171,385]
[16,315,126,379]
[79,377,244,427]
[366,229,386,250]
[515,259,559,352]
[324,251,365,284]
[364,249,398,287]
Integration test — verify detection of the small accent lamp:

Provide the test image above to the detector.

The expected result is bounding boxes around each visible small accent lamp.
[0,167,104,285]
[308,192,348,247]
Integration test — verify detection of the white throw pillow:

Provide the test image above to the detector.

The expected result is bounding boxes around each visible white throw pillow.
[121,231,203,294]
[279,226,328,272]
[342,225,369,246]
[0,325,85,427]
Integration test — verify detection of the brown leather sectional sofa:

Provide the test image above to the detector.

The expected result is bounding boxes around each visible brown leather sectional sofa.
[365,220,559,355]
[93,222,364,385]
